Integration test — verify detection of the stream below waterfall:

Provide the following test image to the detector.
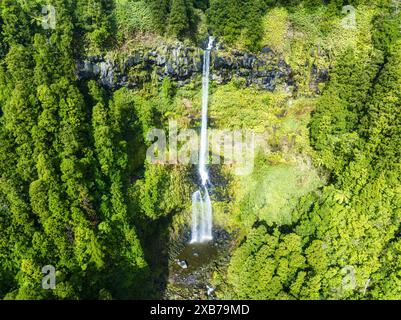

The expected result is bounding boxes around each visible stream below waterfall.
[166,229,233,300]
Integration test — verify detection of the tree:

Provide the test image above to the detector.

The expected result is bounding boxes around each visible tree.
[168,0,195,39]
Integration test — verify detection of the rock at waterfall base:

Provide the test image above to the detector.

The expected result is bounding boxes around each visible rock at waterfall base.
[176,259,188,269]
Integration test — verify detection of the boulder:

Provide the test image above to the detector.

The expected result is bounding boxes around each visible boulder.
[176,259,188,269]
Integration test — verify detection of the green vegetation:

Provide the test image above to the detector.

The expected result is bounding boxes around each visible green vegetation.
[214,1,401,300]
[0,0,401,300]
[0,0,188,299]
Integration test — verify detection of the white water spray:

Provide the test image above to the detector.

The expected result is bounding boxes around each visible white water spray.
[190,36,214,244]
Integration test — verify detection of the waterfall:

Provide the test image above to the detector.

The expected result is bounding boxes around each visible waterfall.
[190,36,214,244]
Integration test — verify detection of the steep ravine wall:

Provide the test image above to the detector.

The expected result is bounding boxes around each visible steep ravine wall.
[76,42,328,92]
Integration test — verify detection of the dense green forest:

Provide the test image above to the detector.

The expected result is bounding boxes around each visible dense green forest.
[0,0,400,300]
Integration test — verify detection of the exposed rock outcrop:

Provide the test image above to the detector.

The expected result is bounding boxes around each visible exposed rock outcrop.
[77,42,301,92]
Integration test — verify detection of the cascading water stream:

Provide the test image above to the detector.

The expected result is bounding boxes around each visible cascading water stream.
[190,36,214,244]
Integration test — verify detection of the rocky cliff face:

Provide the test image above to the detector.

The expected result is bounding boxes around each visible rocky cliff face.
[77,42,326,92]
